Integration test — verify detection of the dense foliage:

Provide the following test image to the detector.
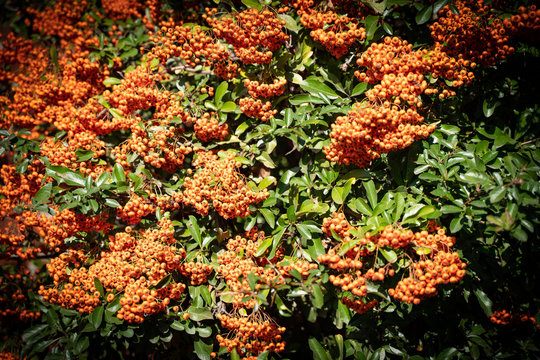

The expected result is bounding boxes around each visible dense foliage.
[0,0,539,359]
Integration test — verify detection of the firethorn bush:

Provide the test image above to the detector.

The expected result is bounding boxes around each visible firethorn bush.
[0,0,539,359]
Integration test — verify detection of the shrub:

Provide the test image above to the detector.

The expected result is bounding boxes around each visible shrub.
[0,0,539,359]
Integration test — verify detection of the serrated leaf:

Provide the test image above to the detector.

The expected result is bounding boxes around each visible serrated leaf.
[242,0,262,10]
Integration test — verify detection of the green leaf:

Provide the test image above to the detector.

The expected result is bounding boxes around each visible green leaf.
[269,226,287,259]
[331,187,343,204]
[450,215,463,233]
[255,236,273,257]
[416,5,433,24]
[103,77,122,86]
[364,15,379,40]
[299,77,339,99]
[73,336,90,355]
[96,172,111,188]
[214,81,228,105]
[473,288,493,316]
[260,208,275,229]
[363,180,377,209]
[335,334,344,360]
[257,152,276,168]
[342,178,355,203]
[193,338,213,360]
[278,14,299,32]
[440,205,463,214]
[188,307,213,321]
[459,171,492,185]
[436,347,458,360]
[296,222,320,241]
[188,215,202,248]
[380,248,397,263]
[489,187,506,203]
[220,101,236,113]
[483,99,500,118]
[104,198,120,208]
[89,305,104,329]
[364,0,387,14]
[120,47,138,60]
[309,337,331,360]
[22,324,49,344]
[94,277,105,298]
[351,83,368,97]
[32,182,53,206]
[289,94,325,105]
[170,320,185,331]
[75,149,95,162]
[50,45,59,72]
[312,284,324,309]
[112,163,126,184]
[241,0,263,11]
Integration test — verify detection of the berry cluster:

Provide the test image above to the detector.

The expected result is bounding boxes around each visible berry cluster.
[319,215,466,308]
[244,78,287,98]
[149,23,236,78]
[324,102,436,167]
[216,312,286,358]
[205,8,289,65]
[299,9,366,58]
[430,1,513,67]
[389,250,466,305]
[41,131,108,178]
[322,212,352,239]
[239,97,277,121]
[0,266,41,321]
[194,112,229,142]
[507,5,540,41]
[355,37,475,104]
[490,309,538,326]
[180,261,214,285]
[117,194,156,225]
[26,0,98,48]
[182,151,269,219]
[217,234,284,309]
[341,297,378,315]
[39,221,186,322]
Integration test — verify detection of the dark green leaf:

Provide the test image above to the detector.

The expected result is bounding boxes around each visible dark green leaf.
[32,183,53,206]
[416,5,433,24]
[473,288,493,316]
